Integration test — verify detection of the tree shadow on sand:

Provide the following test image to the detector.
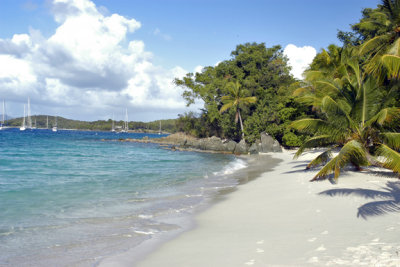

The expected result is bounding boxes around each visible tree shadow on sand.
[319,181,400,219]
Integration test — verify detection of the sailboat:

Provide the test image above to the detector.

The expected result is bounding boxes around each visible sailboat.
[46,116,49,129]
[111,114,115,132]
[158,120,162,135]
[52,116,58,132]
[0,100,5,130]
[20,105,26,131]
[121,109,128,133]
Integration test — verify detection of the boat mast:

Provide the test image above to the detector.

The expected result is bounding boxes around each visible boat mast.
[46,116,49,129]
[22,105,26,128]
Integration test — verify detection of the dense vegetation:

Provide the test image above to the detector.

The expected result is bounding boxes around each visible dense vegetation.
[5,115,177,133]
[291,0,400,181]
[175,43,311,146]
[175,0,400,181]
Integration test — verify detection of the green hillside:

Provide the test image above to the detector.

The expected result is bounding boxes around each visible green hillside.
[5,115,177,133]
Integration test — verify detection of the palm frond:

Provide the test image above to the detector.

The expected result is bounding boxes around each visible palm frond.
[382,54,400,79]
[311,140,368,181]
[241,96,257,104]
[382,132,400,150]
[292,87,311,97]
[294,135,332,159]
[376,144,400,174]
[365,107,400,127]
[347,59,362,88]
[315,81,341,95]
[359,35,389,56]
[219,102,233,114]
[304,70,325,81]
[307,149,334,169]
[290,119,328,133]
[388,37,400,56]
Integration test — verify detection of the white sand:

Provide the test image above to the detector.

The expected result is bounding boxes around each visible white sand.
[102,150,400,266]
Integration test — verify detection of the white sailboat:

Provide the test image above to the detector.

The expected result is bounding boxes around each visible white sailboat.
[111,114,115,132]
[20,105,26,131]
[121,109,128,133]
[0,100,5,130]
[158,120,162,135]
[46,116,49,129]
[52,116,58,132]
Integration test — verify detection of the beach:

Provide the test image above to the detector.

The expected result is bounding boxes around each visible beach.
[100,149,400,266]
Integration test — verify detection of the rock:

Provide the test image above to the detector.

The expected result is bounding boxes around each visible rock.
[203,136,226,151]
[234,139,249,154]
[224,140,237,152]
[249,142,259,154]
[259,132,282,152]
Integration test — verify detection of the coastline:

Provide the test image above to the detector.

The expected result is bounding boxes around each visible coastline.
[97,153,282,267]
[123,149,400,266]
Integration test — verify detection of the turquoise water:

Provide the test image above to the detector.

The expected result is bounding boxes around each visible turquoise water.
[0,128,245,266]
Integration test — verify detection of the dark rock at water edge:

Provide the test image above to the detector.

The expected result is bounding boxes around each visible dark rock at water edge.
[234,139,249,154]
[121,132,282,155]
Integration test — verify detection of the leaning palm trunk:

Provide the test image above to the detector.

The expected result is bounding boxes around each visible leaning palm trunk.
[238,110,244,139]
[219,81,256,141]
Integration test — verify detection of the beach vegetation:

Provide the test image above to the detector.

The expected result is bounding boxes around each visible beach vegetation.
[174,43,309,145]
[292,54,400,181]
[219,81,257,139]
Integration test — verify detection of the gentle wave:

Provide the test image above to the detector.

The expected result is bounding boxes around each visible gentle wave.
[212,157,248,176]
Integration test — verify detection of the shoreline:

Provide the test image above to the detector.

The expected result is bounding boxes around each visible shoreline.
[97,153,282,267]
[126,149,400,266]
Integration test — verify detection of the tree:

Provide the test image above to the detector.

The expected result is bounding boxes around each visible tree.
[219,81,257,139]
[291,59,400,182]
[355,0,400,80]
[174,43,300,144]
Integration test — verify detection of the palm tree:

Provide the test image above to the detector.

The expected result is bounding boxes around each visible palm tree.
[358,0,400,80]
[291,60,400,182]
[219,81,257,139]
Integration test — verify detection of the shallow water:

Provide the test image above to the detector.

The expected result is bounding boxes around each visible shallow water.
[0,128,246,266]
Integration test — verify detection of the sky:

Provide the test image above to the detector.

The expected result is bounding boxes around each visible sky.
[0,0,379,122]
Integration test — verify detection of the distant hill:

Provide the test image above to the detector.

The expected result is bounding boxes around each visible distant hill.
[4,115,178,133]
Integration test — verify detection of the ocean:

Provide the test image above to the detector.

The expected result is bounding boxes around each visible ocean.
[0,128,248,266]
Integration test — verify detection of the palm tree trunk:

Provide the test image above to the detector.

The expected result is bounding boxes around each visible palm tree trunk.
[238,110,244,139]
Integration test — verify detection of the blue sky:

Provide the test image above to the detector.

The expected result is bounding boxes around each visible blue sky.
[0,0,379,121]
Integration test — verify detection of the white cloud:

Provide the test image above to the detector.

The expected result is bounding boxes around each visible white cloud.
[283,44,317,80]
[0,0,192,121]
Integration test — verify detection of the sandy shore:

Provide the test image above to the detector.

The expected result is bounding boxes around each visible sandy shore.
[102,149,400,266]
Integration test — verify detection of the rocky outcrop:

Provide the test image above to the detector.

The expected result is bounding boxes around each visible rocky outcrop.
[260,132,282,152]
[234,139,249,154]
[118,132,282,155]
[249,132,282,153]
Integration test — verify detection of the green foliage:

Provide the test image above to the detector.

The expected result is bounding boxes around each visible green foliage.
[293,57,400,181]
[174,42,309,144]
